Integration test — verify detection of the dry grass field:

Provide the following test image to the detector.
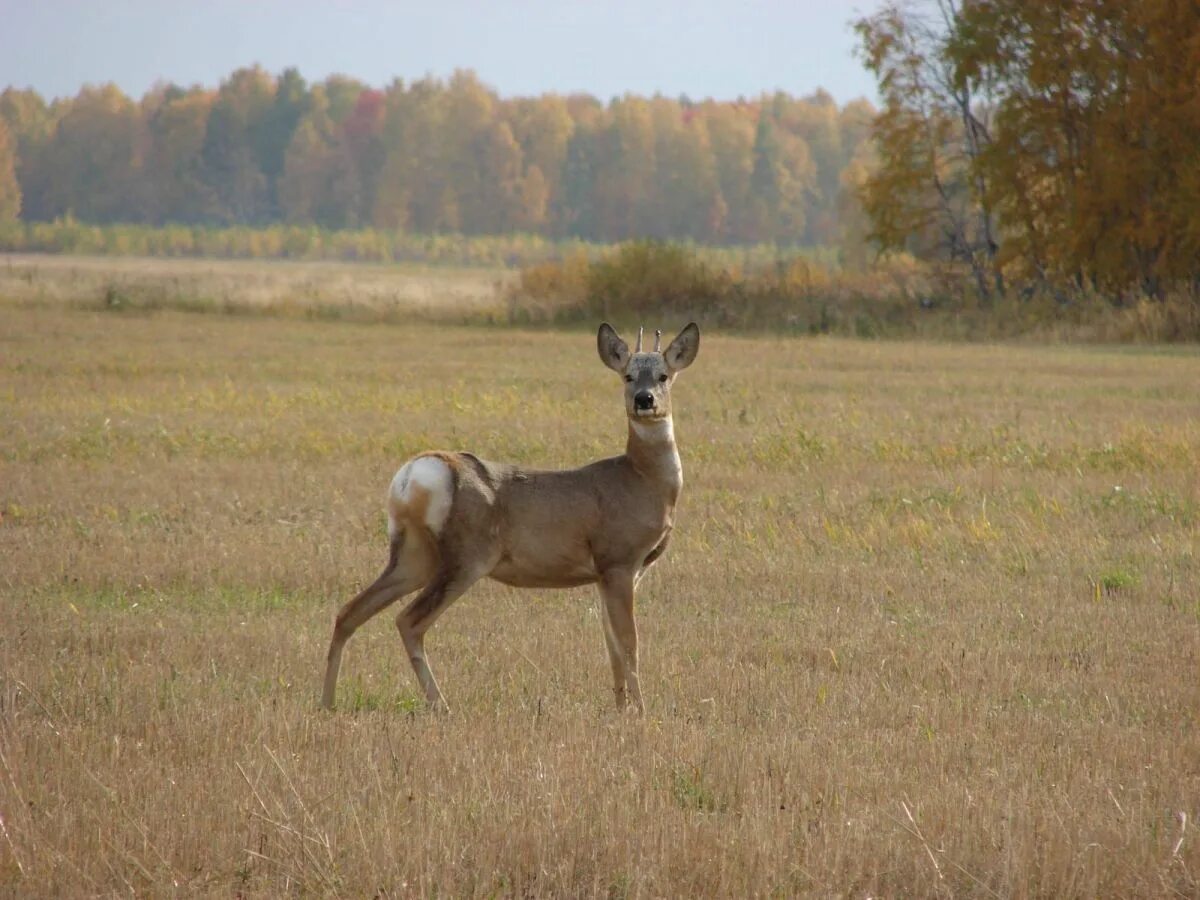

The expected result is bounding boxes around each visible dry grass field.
[2,265,1199,896]
[0,253,510,321]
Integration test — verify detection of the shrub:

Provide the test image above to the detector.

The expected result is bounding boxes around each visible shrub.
[504,239,921,334]
[584,241,722,322]
[504,252,590,323]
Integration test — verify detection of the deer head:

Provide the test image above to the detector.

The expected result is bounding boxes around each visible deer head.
[597,322,700,421]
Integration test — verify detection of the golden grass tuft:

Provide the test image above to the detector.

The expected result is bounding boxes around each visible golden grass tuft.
[1,268,1198,895]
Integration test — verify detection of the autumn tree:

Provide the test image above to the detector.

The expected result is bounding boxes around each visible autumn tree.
[702,102,756,242]
[592,97,657,239]
[649,101,724,241]
[0,118,20,221]
[855,1,1002,299]
[40,84,143,222]
[440,71,508,232]
[335,87,386,227]
[278,101,339,226]
[0,89,53,220]
[468,120,524,233]
[257,67,312,218]
[856,0,1200,299]
[0,66,882,248]
[512,163,549,232]
[373,78,443,230]
[142,86,214,223]
[779,91,843,245]
[509,95,573,233]
[200,67,275,223]
[320,75,365,128]
[560,117,601,238]
[747,112,814,243]
[946,0,1200,295]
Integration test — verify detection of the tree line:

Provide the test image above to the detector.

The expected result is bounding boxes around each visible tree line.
[0,69,875,250]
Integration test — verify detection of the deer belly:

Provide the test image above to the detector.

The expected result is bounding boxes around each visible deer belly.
[488,539,599,589]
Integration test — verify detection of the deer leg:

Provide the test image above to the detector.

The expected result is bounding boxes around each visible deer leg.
[600,604,628,709]
[599,568,644,714]
[321,530,434,710]
[395,558,486,713]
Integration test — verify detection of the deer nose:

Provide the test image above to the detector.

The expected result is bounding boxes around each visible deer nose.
[634,391,654,410]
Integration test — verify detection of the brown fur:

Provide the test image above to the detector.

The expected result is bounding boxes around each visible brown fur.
[321,323,700,713]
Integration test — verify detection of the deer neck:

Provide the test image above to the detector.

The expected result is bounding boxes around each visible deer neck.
[626,416,683,498]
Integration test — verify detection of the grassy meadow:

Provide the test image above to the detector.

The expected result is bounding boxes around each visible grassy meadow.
[0,253,510,322]
[1,258,1199,896]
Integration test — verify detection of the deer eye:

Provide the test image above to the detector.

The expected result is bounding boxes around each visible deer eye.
[624,375,634,383]
[658,374,669,383]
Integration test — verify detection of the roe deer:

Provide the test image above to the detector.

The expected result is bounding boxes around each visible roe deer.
[321,322,700,714]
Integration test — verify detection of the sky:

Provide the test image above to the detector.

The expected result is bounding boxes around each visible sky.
[0,1,883,104]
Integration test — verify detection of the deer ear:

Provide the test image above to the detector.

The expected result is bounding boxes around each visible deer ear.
[663,322,699,372]
[597,323,630,372]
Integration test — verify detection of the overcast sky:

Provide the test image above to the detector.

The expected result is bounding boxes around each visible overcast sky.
[0,1,883,104]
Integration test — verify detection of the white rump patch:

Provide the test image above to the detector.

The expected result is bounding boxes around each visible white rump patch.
[388,455,454,535]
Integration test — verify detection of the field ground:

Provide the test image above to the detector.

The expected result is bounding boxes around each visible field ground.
[2,267,1199,895]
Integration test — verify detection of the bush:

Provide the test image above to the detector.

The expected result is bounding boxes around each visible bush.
[584,241,722,322]
[504,239,919,334]
[504,253,590,323]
